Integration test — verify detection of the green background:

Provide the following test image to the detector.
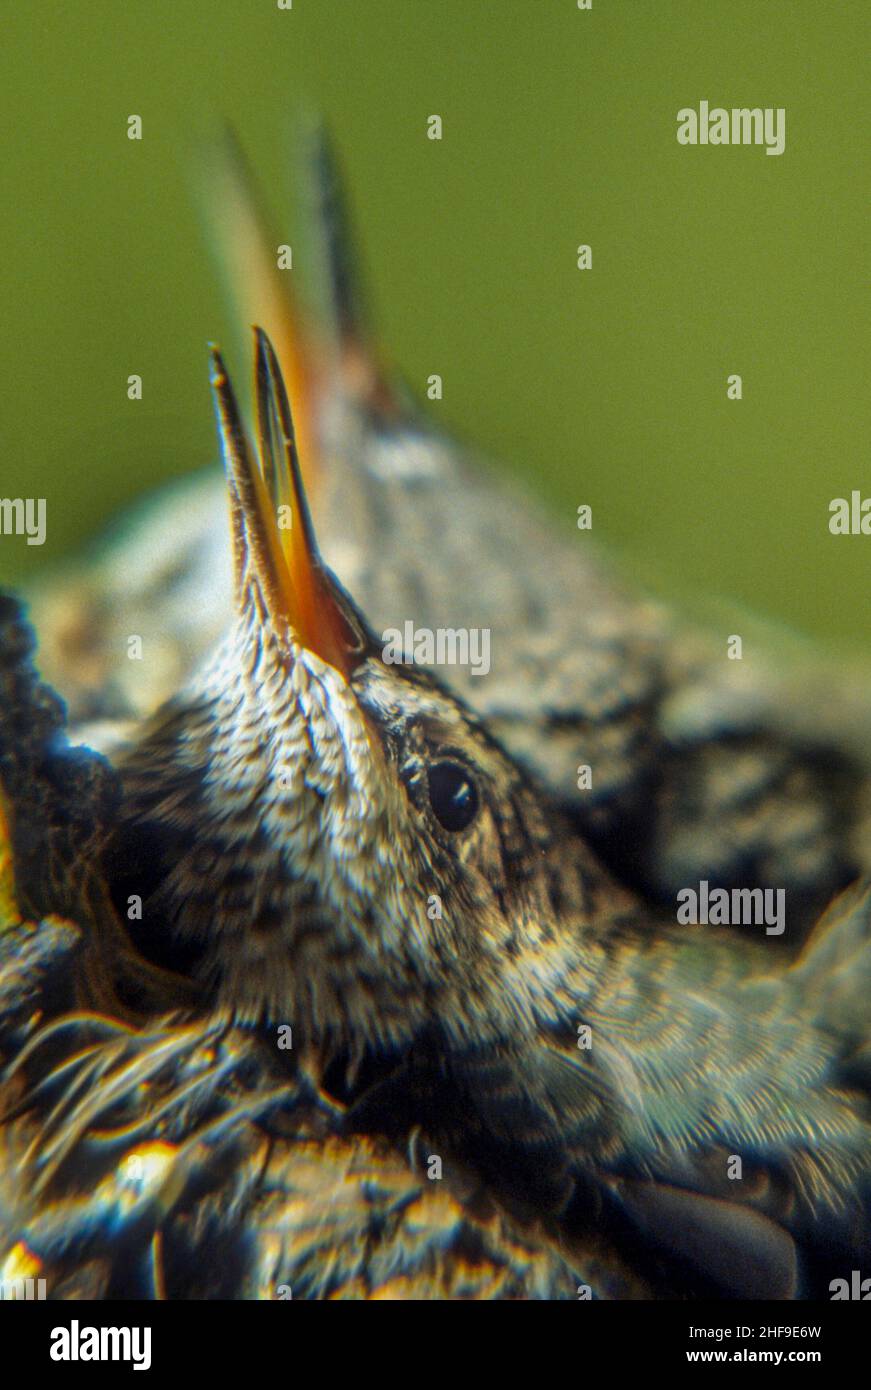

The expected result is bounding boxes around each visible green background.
[1,0,868,648]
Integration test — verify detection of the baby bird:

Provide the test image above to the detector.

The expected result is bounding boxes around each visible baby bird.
[108,329,871,1300]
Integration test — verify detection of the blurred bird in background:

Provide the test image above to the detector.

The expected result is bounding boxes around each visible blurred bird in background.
[1,132,870,1300]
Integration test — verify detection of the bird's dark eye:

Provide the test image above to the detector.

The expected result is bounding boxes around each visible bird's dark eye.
[427,760,480,832]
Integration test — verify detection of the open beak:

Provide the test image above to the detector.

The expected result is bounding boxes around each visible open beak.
[209,328,365,680]
[202,130,326,481]
[203,125,401,453]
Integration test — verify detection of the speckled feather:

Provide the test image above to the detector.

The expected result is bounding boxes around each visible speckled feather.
[2,136,871,1300]
[100,339,871,1299]
[26,136,871,934]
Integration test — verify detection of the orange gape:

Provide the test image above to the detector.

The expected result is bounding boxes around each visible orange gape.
[210,329,363,680]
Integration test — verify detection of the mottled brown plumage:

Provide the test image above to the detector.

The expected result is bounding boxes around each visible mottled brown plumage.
[27,134,871,937]
[100,332,871,1299]
[2,138,870,1301]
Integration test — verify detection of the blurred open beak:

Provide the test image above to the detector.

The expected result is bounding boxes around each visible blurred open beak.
[209,328,365,680]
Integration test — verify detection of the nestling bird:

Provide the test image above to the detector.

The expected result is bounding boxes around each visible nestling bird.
[29,131,871,936]
[103,327,871,1300]
[0,595,595,1301]
[4,135,870,1301]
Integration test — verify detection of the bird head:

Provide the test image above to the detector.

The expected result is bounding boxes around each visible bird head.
[112,331,613,1049]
